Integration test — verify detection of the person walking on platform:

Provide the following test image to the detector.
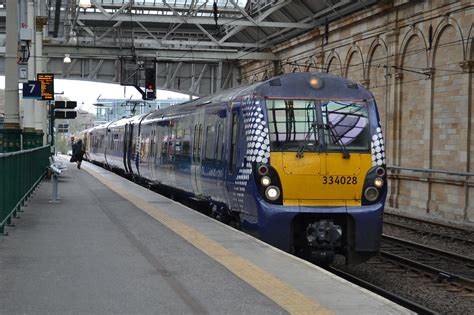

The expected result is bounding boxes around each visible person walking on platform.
[71,139,85,169]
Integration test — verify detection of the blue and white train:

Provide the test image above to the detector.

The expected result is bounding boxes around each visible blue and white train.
[81,72,387,264]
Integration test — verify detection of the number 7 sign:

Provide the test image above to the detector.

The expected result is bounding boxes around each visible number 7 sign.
[22,80,42,99]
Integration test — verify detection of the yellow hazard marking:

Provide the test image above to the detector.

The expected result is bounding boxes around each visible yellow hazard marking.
[84,166,333,315]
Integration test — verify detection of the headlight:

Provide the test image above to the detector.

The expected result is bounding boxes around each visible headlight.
[260,176,271,187]
[374,177,384,188]
[364,187,379,202]
[265,186,280,201]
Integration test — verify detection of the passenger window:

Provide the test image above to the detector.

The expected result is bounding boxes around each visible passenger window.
[205,125,216,160]
[229,112,239,174]
[216,123,224,161]
[197,124,203,162]
[181,127,191,156]
[193,124,198,161]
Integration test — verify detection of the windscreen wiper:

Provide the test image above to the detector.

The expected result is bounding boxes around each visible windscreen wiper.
[326,123,351,159]
[296,122,318,158]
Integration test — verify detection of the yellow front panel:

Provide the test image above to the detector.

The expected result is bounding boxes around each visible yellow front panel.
[271,152,372,206]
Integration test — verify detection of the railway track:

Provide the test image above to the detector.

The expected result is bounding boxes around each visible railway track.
[331,233,474,313]
[383,212,474,246]
[380,235,474,292]
[327,266,437,314]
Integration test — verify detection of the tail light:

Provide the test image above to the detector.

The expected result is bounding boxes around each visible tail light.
[362,166,387,205]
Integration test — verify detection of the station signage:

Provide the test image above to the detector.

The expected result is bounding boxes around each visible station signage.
[57,123,69,133]
[54,101,77,109]
[37,73,54,100]
[22,80,42,99]
[54,100,77,120]
[54,111,77,119]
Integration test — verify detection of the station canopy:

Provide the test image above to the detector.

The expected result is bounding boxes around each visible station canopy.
[51,0,377,60]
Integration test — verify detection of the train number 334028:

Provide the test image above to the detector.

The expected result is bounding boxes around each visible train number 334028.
[322,176,358,185]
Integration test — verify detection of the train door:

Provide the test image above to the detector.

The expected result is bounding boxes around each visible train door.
[225,106,243,211]
[104,123,111,168]
[126,123,134,175]
[191,110,205,196]
[123,123,130,174]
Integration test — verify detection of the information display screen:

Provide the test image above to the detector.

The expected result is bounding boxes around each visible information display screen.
[37,73,54,100]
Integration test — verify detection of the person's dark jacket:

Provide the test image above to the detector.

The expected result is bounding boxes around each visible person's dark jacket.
[71,140,85,162]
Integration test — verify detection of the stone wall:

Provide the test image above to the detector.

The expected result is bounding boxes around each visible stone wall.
[239,0,474,223]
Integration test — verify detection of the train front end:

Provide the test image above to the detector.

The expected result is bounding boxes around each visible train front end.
[247,73,386,264]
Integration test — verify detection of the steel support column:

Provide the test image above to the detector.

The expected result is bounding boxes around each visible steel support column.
[0,0,21,152]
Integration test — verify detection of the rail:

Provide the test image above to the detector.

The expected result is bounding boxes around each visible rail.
[387,165,474,177]
[387,165,474,186]
[0,146,50,234]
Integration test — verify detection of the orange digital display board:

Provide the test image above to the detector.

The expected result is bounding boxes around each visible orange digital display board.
[37,73,54,100]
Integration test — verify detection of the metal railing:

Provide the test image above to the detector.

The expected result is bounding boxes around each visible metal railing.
[388,165,474,178]
[0,146,50,234]
[387,165,474,186]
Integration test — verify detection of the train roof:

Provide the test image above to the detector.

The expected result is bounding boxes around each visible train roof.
[143,72,373,122]
[84,72,375,129]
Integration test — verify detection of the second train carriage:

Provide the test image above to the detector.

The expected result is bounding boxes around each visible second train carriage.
[85,72,387,264]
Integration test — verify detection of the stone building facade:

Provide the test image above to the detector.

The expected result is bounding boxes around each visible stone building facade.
[239,0,473,223]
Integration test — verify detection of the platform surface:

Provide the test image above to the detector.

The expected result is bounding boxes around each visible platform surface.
[0,157,412,314]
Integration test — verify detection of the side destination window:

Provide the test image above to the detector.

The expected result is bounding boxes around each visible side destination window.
[229,112,239,174]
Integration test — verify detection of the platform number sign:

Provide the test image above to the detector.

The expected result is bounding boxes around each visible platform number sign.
[22,80,42,99]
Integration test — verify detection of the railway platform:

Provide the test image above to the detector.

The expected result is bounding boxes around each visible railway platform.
[0,156,411,314]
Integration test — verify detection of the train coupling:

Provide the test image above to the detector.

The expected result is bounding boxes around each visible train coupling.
[306,220,342,265]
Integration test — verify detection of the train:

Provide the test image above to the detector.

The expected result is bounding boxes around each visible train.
[80,72,387,265]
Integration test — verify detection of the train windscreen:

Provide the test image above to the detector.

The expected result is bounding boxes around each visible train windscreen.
[266,99,370,152]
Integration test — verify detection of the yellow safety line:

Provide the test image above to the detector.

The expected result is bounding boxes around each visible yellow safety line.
[84,167,333,315]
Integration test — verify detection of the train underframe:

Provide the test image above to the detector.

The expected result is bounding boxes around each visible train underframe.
[256,201,384,266]
[292,213,376,265]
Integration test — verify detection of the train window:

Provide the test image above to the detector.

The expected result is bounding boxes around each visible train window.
[169,124,176,156]
[192,124,198,161]
[181,127,191,156]
[175,126,183,155]
[216,123,224,161]
[321,101,370,151]
[197,124,203,162]
[267,99,319,152]
[229,112,239,174]
[205,125,216,160]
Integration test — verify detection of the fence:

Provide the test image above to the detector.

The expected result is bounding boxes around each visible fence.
[0,146,50,234]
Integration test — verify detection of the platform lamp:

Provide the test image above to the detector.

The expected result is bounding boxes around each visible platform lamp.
[79,0,92,9]
[63,54,71,64]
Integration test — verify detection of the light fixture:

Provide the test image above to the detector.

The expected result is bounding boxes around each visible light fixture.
[374,178,384,188]
[69,31,77,45]
[79,0,92,9]
[260,176,271,187]
[63,54,71,63]
[265,186,280,201]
